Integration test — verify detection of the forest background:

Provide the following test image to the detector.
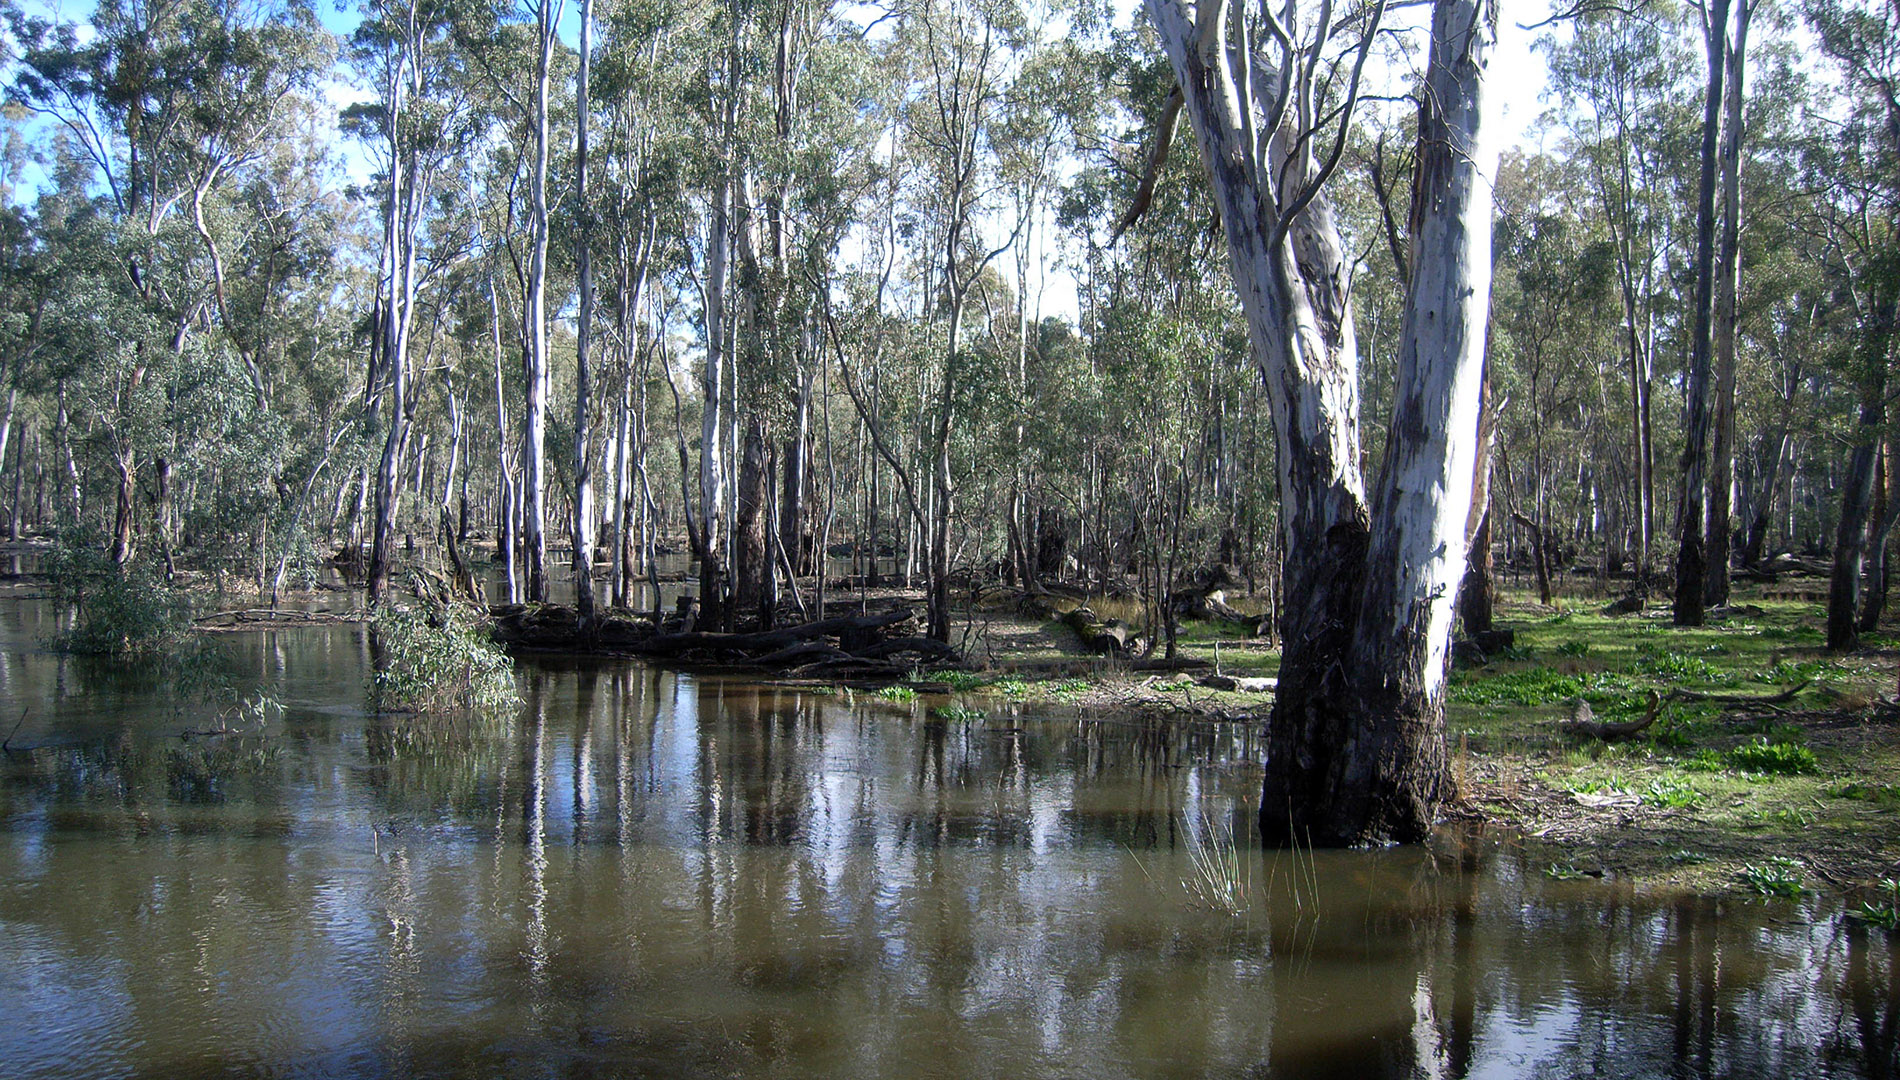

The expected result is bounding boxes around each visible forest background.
[0,0,1894,797]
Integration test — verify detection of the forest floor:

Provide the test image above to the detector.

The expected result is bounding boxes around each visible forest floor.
[936,579,1900,905]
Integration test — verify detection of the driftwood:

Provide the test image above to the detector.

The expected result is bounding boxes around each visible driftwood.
[1562,680,1814,739]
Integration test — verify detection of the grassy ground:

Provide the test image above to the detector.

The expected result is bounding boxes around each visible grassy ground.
[942,579,1900,903]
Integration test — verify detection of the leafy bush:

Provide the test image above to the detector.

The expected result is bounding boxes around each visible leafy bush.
[44,539,192,656]
[370,603,519,715]
[1727,737,1817,775]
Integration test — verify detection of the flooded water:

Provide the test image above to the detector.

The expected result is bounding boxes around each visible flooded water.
[0,593,1894,1079]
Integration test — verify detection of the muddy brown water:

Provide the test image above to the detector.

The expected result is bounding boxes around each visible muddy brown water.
[0,592,1894,1079]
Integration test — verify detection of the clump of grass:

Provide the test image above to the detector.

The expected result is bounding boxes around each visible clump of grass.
[876,685,917,704]
[370,603,519,716]
[1681,748,1730,773]
[932,704,985,722]
[940,671,986,692]
[1739,857,1807,898]
[1182,813,1250,915]
[1828,779,1900,804]
[1546,863,1593,881]
[1728,737,1817,775]
[1755,658,1835,684]
[1554,639,1592,657]
[1644,776,1703,809]
[1631,645,1733,685]
[1760,805,1815,828]
[993,678,1029,698]
[1849,879,1900,930]
[1048,677,1091,702]
[1569,774,1632,796]
[1669,849,1708,865]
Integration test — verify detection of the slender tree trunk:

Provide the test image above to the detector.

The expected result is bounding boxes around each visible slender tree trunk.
[571,0,597,624]
[781,374,810,577]
[1674,0,1732,627]
[521,0,558,604]
[1828,301,1894,650]
[698,130,733,631]
[1705,0,1752,609]
[1859,439,1895,633]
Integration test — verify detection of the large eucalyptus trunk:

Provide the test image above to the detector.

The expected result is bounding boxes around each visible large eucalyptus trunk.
[1147,0,1495,845]
[1338,0,1495,837]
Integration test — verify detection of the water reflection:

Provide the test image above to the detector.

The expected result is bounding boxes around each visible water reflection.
[0,612,1893,1079]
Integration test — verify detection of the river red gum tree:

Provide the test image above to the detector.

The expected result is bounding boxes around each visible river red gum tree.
[1144,0,1498,844]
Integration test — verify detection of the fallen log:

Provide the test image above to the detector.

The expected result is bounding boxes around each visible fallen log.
[855,636,960,662]
[1197,674,1278,693]
[1561,692,1664,739]
[1061,605,1130,655]
[624,609,914,657]
[1562,680,1813,739]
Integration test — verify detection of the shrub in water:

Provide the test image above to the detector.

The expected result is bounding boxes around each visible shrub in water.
[45,540,192,656]
[370,603,519,715]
